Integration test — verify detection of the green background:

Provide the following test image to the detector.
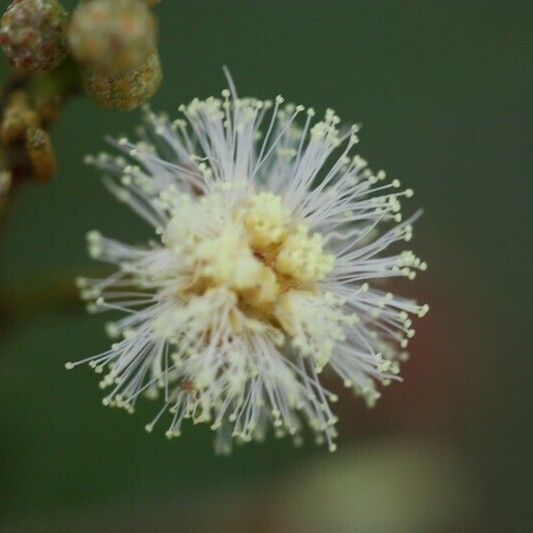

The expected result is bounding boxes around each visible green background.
[0,1,530,531]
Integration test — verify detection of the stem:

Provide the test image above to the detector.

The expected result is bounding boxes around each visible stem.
[0,274,83,337]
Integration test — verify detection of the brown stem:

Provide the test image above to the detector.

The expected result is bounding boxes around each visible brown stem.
[0,274,83,338]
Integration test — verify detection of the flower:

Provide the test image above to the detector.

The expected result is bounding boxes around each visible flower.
[68,76,428,453]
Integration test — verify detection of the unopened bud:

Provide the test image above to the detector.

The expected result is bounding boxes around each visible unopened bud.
[0,90,40,144]
[69,0,157,76]
[26,127,56,182]
[0,0,68,72]
[83,52,162,110]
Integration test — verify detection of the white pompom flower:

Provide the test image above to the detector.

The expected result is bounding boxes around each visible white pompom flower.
[68,78,428,454]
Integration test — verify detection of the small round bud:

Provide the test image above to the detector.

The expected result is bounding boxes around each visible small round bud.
[83,52,162,110]
[69,0,157,76]
[0,0,68,72]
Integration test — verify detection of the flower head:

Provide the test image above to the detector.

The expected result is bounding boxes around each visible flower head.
[68,77,428,453]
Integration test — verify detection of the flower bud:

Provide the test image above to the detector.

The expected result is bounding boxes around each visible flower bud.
[69,0,157,76]
[83,52,162,110]
[26,126,56,182]
[0,0,68,72]
[0,90,40,144]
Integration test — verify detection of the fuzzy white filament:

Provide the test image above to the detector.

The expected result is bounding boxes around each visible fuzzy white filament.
[68,81,428,454]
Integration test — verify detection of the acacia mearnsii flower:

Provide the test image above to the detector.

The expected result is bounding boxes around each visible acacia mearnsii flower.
[68,75,428,454]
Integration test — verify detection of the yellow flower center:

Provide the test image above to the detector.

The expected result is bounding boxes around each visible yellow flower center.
[164,191,335,333]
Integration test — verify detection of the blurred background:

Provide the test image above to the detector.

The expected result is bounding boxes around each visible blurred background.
[0,1,530,531]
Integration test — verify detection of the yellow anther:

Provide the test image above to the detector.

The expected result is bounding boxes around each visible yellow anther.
[195,229,262,290]
[244,192,289,248]
[275,226,334,282]
[240,265,280,312]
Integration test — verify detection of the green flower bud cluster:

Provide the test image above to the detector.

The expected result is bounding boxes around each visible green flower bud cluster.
[0,0,162,111]
[0,0,163,188]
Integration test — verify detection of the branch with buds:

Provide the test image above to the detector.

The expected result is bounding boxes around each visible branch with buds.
[0,0,162,206]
